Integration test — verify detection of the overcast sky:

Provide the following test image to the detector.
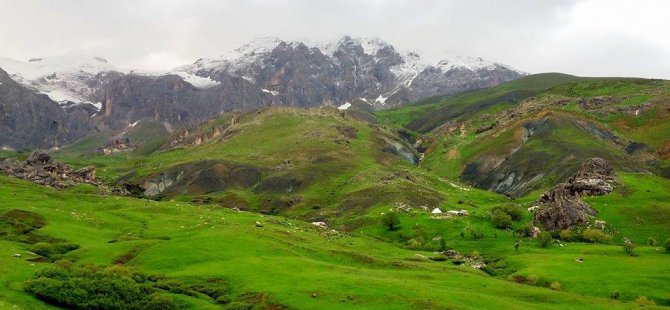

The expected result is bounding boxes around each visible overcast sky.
[1,0,669,78]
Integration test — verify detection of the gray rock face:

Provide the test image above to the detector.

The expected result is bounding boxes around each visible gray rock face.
[0,68,95,149]
[0,37,524,149]
[532,158,617,230]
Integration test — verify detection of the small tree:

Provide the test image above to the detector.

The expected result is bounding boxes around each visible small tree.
[439,238,447,251]
[664,238,670,252]
[381,212,400,231]
[623,239,635,256]
[647,237,657,246]
[538,231,552,248]
[491,209,513,229]
[514,242,520,251]
[610,290,620,299]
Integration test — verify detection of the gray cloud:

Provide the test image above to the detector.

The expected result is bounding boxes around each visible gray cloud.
[0,0,668,78]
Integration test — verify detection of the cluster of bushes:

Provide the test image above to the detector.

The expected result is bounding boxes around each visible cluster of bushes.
[490,204,523,229]
[29,242,80,261]
[460,225,484,239]
[555,228,613,244]
[23,263,236,309]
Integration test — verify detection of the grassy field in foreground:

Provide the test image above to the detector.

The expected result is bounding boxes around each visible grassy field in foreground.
[2,175,667,309]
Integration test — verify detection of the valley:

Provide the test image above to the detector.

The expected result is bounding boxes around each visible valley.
[1,71,669,309]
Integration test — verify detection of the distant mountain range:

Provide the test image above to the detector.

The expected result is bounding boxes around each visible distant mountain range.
[0,36,525,149]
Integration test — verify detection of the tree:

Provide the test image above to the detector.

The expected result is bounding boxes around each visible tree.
[514,243,520,251]
[381,212,400,231]
[646,237,656,246]
[491,209,513,229]
[439,238,447,251]
[537,231,552,248]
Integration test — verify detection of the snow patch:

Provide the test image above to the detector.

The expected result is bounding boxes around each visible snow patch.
[262,88,279,96]
[337,102,351,110]
[171,72,219,88]
[374,95,388,105]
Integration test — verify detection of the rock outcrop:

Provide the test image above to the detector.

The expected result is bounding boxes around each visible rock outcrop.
[532,158,616,230]
[0,151,97,189]
[0,68,95,150]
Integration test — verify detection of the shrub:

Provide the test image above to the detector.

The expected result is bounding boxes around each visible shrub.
[647,238,657,246]
[623,239,636,256]
[635,296,656,306]
[467,226,483,239]
[491,210,513,229]
[23,265,177,310]
[665,238,670,252]
[29,242,80,261]
[610,290,620,299]
[549,282,561,291]
[406,238,424,250]
[515,223,534,238]
[224,301,254,310]
[537,231,552,248]
[381,212,400,231]
[581,229,613,244]
[141,293,177,310]
[494,204,523,221]
[190,279,228,299]
[559,230,573,241]
[439,238,447,251]
[216,295,233,304]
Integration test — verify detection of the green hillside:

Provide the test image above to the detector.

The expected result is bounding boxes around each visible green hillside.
[1,74,669,309]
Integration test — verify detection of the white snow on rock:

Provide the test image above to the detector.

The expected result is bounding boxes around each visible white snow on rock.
[171,71,219,89]
[435,55,520,72]
[262,88,279,96]
[0,56,118,106]
[337,102,351,110]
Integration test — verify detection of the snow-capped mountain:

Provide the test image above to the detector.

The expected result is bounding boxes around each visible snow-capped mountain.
[0,56,121,109]
[0,36,526,149]
[174,36,525,108]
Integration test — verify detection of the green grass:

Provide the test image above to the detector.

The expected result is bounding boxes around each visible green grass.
[2,175,666,309]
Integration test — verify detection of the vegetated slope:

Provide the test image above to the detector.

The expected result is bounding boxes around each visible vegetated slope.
[379,74,670,197]
[0,175,665,310]
[106,106,455,226]
[1,75,669,308]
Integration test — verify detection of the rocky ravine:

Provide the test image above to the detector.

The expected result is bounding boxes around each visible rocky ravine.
[532,158,617,231]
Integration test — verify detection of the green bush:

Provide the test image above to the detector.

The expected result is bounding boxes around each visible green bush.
[29,242,80,260]
[493,204,523,221]
[515,223,534,238]
[465,226,483,239]
[20,265,235,310]
[647,237,657,246]
[665,238,670,252]
[491,210,513,229]
[381,212,400,231]
[24,265,177,310]
[623,239,636,256]
[581,229,613,244]
[224,301,254,310]
[537,231,552,248]
[439,238,447,251]
[610,290,620,299]
[190,279,228,299]
[559,230,573,241]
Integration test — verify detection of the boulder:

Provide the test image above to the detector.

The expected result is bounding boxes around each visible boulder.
[0,151,98,189]
[532,158,616,230]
